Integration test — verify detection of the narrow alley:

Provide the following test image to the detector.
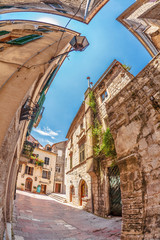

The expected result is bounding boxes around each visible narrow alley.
[13,190,121,240]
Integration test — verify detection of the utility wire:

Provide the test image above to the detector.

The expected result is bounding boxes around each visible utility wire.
[53,0,86,58]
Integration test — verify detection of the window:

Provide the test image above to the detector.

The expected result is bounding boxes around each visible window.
[79,143,85,163]
[101,90,108,102]
[80,122,84,131]
[25,166,34,176]
[70,154,73,169]
[42,170,51,179]
[7,34,43,45]
[48,3,63,9]
[46,146,51,151]
[56,166,61,173]
[18,164,22,172]
[44,157,50,165]
[58,150,62,157]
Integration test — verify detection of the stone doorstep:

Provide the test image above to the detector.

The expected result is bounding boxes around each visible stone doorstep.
[14,236,24,240]
[3,223,12,240]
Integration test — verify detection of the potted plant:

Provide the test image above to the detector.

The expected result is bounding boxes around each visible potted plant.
[21,183,24,191]
[33,186,37,193]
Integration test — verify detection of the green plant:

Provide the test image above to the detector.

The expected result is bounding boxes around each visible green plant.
[21,183,24,186]
[88,91,96,114]
[102,128,117,157]
[122,64,132,72]
[33,186,37,189]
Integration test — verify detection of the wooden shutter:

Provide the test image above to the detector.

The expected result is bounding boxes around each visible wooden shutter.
[25,166,28,174]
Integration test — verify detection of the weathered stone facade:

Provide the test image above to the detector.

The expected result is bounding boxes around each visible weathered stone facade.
[65,60,133,216]
[117,0,160,57]
[0,20,77,239]
[106,54,160,239]
[0,0,110,24]
[52,141,66,194]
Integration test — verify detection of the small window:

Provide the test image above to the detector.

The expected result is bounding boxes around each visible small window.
[25,166,34,175]
[56,166,61,173]
[46,146,51,151]
[79,143,85,163]
[48,3,63,9]
[18,164,22,172]
[70,154,73,169]
[80,122,84,130]
[58,150,62,157]
[42,170,51,179]
[101,90,108,102]
[44,157,50,165]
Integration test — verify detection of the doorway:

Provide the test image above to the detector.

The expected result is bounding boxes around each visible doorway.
[25,178,33,192]
[41,184,46,194]
[108,165,122,216]
[55,183,61,193]
[79,179,88,206]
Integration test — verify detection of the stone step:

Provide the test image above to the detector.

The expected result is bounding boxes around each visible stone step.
[48,193,67,203]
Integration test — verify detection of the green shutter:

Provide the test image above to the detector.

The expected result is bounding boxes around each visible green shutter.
[7,34,43,45]
[0,30,10,36]
[42,65,59,93]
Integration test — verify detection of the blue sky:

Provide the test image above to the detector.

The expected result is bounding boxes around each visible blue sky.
[0,0,152,146]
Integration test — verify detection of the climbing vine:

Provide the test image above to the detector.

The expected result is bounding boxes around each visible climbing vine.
[89,91,116,159]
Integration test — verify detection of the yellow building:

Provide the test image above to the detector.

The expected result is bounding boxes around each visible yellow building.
[17,142,57,194]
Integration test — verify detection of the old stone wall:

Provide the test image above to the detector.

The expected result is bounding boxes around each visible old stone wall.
[65,162,92,211]
[106,54,160,239]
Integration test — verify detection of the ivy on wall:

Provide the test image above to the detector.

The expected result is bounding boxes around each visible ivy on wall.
[89,91,116,159]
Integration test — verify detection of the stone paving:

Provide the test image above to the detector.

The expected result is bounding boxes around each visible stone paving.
[13,190,121,240]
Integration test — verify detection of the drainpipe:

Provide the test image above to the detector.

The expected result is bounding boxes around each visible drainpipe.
[91,177,94,214]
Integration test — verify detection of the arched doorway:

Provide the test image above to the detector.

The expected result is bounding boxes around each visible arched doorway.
[79,179,88,206]
[25,178,33,192]
[70,185,75,202]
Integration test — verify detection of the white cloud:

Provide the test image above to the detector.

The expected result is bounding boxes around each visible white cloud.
[37,17,59,25]
[35,137,54,146]
[46,140,54,145]
[33,126,58,138]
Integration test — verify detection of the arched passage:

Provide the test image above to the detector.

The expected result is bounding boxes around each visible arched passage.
[79,179,88,206]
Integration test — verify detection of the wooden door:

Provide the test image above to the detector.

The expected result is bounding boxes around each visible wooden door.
[55,183,61,193]
[41,184,46,194]
[25,178,32,192]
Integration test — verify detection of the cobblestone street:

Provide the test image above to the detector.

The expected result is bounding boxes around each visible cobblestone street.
[13,190,121,240]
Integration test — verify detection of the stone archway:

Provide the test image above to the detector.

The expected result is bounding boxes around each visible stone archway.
[79,179,88,206]
[25,178,33,192]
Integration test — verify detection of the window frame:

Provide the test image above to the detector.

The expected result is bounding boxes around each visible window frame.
[101,90,108,103]
[44,157,50,165]
[79,142,85,163]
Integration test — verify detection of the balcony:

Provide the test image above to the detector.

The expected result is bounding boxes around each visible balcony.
[22,140,35,159]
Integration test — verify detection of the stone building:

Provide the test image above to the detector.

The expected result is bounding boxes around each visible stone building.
[65,60,133,213]
[52,141,67,194]
[17,138,56,194]
[117,0,160,57]
[105,54,160,240]
[0,20,78,238]
[0,0,110,24]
